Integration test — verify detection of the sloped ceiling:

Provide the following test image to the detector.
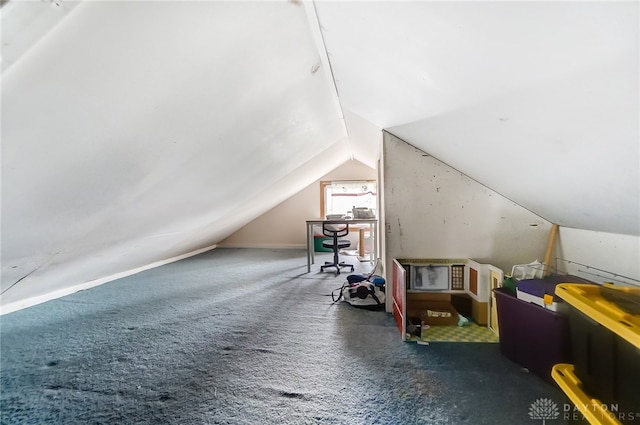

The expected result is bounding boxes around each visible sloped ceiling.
[1,0,350,307]
[313,1,639,235]
[1,0,638,309]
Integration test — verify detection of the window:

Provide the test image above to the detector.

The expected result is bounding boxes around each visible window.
[320,180,377,218]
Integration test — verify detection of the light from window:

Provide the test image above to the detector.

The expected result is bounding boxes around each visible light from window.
[322,180,377,218]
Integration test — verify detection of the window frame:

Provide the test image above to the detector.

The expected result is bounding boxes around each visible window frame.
[319,179,377,218]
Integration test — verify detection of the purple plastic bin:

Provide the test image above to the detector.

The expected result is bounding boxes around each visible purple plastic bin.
[517,274,594,302]
[493,287,572,383]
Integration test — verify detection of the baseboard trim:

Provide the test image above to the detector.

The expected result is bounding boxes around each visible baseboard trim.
[217,243,306,250]
[1,244,219,315]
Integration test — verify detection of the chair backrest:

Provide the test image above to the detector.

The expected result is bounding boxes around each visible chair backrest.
[322,221,349,238]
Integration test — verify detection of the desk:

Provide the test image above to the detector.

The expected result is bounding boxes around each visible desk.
[305,218,378,273]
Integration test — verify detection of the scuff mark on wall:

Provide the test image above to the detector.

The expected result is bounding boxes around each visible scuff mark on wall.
[1,268,39,296]
[397,217,404,251]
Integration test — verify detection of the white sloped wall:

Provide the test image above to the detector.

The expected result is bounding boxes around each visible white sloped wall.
[220,159,377,249]
[555,228,640,286]
[316,1,639,237]
[3,0,637,314]
[1,1,348,311]
[382,132,554,279]
[381,132,640,314]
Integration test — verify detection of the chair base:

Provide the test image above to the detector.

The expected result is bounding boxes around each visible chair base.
[321,261,354,275]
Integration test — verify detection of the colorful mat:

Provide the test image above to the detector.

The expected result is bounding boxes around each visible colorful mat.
[417,323,499,343]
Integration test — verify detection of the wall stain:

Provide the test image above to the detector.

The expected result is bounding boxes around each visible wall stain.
[397,218,404,251]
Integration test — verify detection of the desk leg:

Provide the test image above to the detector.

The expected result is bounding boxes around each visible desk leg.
[372,222,377,263]
[306,223,312,273]
[310,224,315,266]
[359,228,365,257]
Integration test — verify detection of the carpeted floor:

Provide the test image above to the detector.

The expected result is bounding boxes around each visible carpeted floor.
[1,248,583,424]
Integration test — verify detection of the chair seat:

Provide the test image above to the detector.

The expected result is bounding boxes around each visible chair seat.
[322,240,350,249]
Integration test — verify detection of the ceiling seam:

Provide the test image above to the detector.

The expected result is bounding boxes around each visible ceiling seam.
[304,0,353,160]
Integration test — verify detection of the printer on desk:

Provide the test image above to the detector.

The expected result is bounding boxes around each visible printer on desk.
[324,208,375,221]
[352,207,375,219]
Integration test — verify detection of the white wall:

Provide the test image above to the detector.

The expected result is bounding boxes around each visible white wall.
[1,1,351,311]
[382,132,553,274]
[381,132,640,316]
[320,1,639,237]
[555,228,640,286]
[220,160,377,248]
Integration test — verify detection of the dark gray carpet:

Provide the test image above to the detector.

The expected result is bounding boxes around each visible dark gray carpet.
[1,248,579,424]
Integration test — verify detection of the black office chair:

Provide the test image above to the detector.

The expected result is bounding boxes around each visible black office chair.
[320,221,354,275]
